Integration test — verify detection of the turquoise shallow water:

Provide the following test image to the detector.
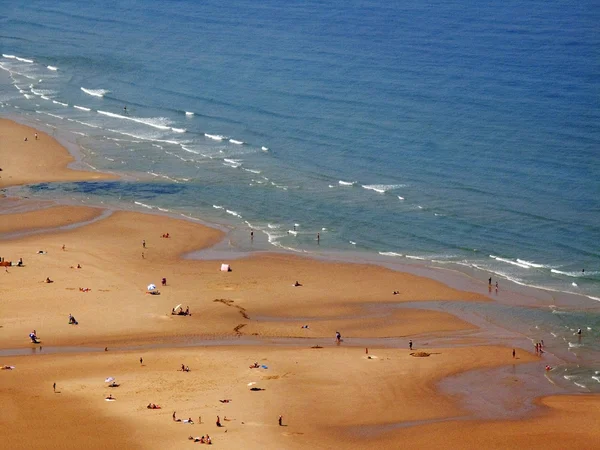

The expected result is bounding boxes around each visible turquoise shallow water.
[1,0,599,300]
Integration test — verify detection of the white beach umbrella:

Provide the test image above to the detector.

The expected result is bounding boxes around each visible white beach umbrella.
[105,377,115,383]
[174,304,182,310]
[147,284,156,291]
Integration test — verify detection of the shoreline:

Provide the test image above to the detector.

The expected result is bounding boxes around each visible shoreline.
[1,117,599,448]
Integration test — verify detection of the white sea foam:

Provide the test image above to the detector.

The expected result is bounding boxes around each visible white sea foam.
[226,209,242,218]
[185,111,194,116]
[398,196,405,200]
[52,100,68,106]
[81,87,109,97]
[229,139,244,145]
[349,241,357,245]
[574,382,587,389]
[134,201,153,209]
[267,224,280,229]
[568,342,583,348]
[98,110,173,131]
[2,54,16,59]
[15,57,33,63]
[261,146,269,151]
[379,252,403,257]
[243,168,261,174]
[572,282,578,287]
[212,205,224,209]
[171,127,186,133]
[489,255,530,269]
[288,230,298,236]
[40,95,50,100]
[74,105,91,111]
[516,259,547,268]
[47,65,58,71]
[339,180,356,186]
[181,145,199,154]
[205,133,225,141]
[550,268,591,277]
[592,376,600,384]
[406,255,426,260]
[361,184,403,193]
[45,112,64,120]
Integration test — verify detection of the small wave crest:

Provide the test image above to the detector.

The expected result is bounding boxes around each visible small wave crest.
[489,255,530,269]
[205,133,225,141]
[361,184,403,194]
[226,209,242,218]
[516,259,550,268]
[339,180,356,186]
[74,105,91,111]
[185,111,194,116]
[379,251,403,257]
[2,54,16,59]
[81,87,109,97]
[47,65,58,71]
[52,100,68,106]
[551,268,592,277]
[16,56,34,63]
[229,139,244,145]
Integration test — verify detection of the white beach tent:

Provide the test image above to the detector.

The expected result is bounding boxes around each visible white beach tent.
[220,264,230,272]
[147,284,157,291]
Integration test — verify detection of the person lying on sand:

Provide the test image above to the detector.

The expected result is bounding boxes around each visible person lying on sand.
[108,381,119,387]
[249,362,259,368]
[183,418,194,424]
[105,394,115,400]
[293,281,302,286]
[45,277,53,283]
[1,365,15,370]
[147,403,161,409]
[219,399,231,403]
[79,287,91,292]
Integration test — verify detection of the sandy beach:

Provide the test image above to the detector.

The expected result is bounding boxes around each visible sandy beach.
[1,119,599,449]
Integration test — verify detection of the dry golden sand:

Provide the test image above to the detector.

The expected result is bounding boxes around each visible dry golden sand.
[1,118,599,449]
[0,118,117,188]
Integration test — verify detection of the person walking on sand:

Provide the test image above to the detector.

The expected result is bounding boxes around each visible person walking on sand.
[278,415,283,426]
[250,230,254,241]
[495,281,499,294]
[53,382,56,393]
[335,331,341,344]
[140,357,143,365]
[317,232,320,244]
[216,416,222,427]
[409,340,413,351]
[142,240,146,248]
[35,133,38,140]
[512,349,515,359]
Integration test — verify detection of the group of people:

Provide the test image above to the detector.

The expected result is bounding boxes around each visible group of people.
[171,306,190,316]
[180,364,191,372]
[188,435,212,444]
[534,341,545,355]
[161,233,170,238]
[147,403,161,409]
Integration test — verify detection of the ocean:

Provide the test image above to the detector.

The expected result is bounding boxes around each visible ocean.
[1,0,599,387]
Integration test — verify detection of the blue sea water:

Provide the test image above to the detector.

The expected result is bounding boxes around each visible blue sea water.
[1,0,600,304]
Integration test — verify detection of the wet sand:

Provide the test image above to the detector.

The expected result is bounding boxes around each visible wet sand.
[1,118,599,449]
